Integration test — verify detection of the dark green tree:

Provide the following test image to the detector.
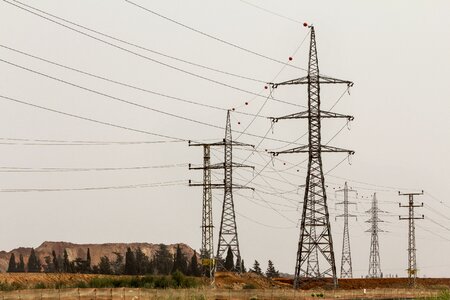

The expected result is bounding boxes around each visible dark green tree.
[7,253,16,272]
[124,247,137,275]
[154,244,173,275]
[241,259,247,273]
[224,247,234,271]
[17,254,25,272]
[265,260,279,278]
[27,248,41,272]
[134,247,152,275]
[112,252,124,275]
[63,249,70,273]
[172,244,188,274]
[86,248,91,271]
[251,260,262,275]
[52,250,59,272]
[98,256,113,274]
[43,256,54,273]
[188,251,201,277]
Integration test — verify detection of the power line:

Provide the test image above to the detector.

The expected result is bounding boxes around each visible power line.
[0,44,268,119]
[124,0,308,72]
[0,94,187,141]
[4,0,302,108]
[5,1,267,84]
[0,163,187,173]
[0,179,187,193]
[238,0,303,24]
[0,58,308,145]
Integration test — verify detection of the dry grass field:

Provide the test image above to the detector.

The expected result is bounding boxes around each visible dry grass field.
[0,273,449,299]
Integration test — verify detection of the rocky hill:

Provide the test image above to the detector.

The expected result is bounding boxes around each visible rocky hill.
[0,241,197,273]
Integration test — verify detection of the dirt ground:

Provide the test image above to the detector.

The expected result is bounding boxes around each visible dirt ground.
[1,272,450,291]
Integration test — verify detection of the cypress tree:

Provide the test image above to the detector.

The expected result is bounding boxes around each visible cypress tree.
[63,249,70,273]
[7,253,17,272]
[224,247,234,271]
[27,248,41,272]
[17,254,25,272]
[241,259,247,273]
[172,244,188,274]
[86,248,91,270]
[188,251,200,276]
[52,250,59,272]
[154,244,173,275]
[124,247,137,275]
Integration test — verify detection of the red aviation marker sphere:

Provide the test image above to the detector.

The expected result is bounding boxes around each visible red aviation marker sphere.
[303,22,308,27]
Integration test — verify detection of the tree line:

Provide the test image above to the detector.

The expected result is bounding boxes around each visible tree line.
[222,247,280,278]
[7,245,280,278]
[7,244,201,277]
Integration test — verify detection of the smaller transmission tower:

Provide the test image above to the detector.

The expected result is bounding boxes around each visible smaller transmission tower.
[399,190,424,287]
[189,110,253,275]
[188,144,214,282]
[366,193,383,278]
[336,182,357,278]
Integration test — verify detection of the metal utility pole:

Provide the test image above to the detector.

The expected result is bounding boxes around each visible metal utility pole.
[188,145,214,282]
[399,190,424,287]
[367,193,383,278]
[336,182,357,278]
[189,110,253,274]
[269,25,354,288]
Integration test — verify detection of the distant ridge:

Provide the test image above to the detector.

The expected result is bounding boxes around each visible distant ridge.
[0,241,196,273]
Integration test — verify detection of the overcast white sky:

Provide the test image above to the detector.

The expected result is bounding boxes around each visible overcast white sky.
[0,0,449,277]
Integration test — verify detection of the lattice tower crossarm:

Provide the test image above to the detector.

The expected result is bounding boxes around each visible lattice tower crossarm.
[336,182,357,278]
[366,193,383,278]
[268,25,354,288]
[399,191,424,287]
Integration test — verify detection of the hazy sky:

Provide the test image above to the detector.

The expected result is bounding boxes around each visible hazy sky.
[0,0,449,277]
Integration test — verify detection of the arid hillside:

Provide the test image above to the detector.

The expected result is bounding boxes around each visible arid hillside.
[0,241,196,273]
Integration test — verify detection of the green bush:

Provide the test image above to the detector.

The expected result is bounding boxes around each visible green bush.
[34,282,47,289]
[243,283,257,289]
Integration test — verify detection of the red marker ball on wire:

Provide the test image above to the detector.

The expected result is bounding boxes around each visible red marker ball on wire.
[303,22,308,27]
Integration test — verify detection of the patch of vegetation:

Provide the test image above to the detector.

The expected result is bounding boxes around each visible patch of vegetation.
[0,281,25,291]
[87,273,200,289]
[243,283,257,289]
[34,282,47,289]
[432,290,450,300]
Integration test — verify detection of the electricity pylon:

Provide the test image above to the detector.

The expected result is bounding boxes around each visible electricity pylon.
[188,144,214,282]
[268,25,354,288]
[189,110,253,274]
[336,182,357,278]
[399,190,424,287]
[366,193,383,278]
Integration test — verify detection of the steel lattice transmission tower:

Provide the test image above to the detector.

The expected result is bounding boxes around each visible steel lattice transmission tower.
[188,145,214,282]
[189,111,253,274]
[336,182,357,278]
[366,193,384,278]
[269,25,354,288]
[399,190,424,287]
